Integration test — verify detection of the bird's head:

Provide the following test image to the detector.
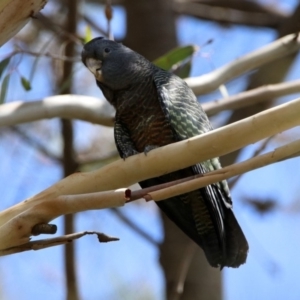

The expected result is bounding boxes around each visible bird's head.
[82,37,151,90]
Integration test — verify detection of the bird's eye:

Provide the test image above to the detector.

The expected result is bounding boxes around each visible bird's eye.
[104,48,111,53]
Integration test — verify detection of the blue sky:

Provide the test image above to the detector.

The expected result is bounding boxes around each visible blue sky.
[1,1,300,299]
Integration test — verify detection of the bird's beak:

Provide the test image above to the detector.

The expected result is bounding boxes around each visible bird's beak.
[85,58,103,82]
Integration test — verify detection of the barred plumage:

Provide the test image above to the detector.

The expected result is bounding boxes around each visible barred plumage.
[82,37,249,268]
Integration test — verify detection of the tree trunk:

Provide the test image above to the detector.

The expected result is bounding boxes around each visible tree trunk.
[59,1,80,299]
[160,215,221,300]
[123,0,177,60]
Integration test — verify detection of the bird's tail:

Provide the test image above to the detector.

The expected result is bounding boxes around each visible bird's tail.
[223,208,248,268]
[187,188,249,268]
[140,169,249,268]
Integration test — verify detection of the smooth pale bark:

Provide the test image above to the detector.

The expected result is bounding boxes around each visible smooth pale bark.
[0,0,47,46]
[1,97,300,225]
[1,97,299,255]
[1,136,299,255]
[0,95,115,127]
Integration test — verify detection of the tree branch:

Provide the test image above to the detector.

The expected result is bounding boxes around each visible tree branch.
[13,48,80,62]
[0,231,119,256]
[1,34,300,128]
[147,138,300,202]
[80,13,108,37]
[186,32,300,95]
[0,0,47,46]
[0,132,298,255]
[2,77,300,128]
[0,95,115,127]
[1,97,300,253]
[202,79,300,116]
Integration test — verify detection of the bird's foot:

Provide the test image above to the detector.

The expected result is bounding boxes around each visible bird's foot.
[144,145,159,155]
[121,149,139,160]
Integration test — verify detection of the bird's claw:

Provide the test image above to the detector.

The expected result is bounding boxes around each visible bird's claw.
[121,149,139,160]
[144,145,159,155]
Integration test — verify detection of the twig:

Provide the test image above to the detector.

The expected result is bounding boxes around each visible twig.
[0,231,119,256]
[14,48,80,62]
[36,13,82,45]
[105,0,114,40]
[81,14,108,36]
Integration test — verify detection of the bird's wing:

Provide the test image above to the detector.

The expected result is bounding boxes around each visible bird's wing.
[152,69,241,266]
[152,69,232,208]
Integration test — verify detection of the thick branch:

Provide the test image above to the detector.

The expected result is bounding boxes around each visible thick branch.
[0,95,115,127]
[0,0,47,46]
[0,135,299,254]
[147,138,300,202]
[0,97,300,251]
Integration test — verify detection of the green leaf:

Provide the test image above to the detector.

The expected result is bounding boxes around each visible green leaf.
[0,57,11,80]
[21,76,32,91]
[84,25,93,44]
[153,45,198,71]
[0,74,10,104]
